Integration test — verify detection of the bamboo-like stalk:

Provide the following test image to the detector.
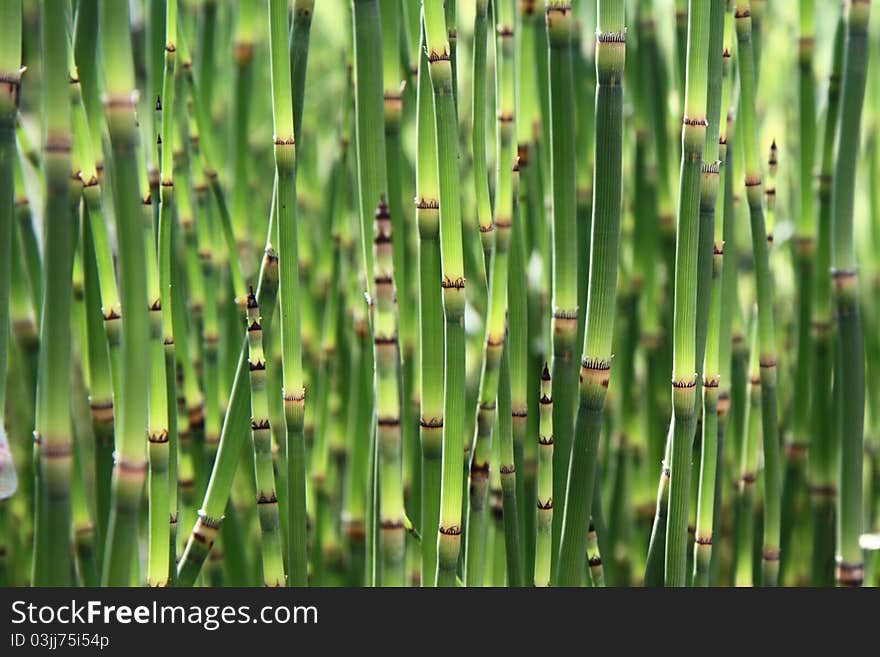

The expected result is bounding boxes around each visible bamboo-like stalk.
[290,0,314,143]
[692,0,727,587]
[472,0,493,255]
[808,9,845,588]
[555,0,625,587]
[735,0,781,586]
[464,0,517,586]
[157,0,180,583]
[781,0,816,583]
[497,344,522,585]
[423,0,467,587]
[0,0,21,452]
[31,0,74,587]
[535,363,553,586]
[268,0,308,587]
[734,312,759,587]
[99,0,153,587]
[231,0,259,264]
[544,0,579,566]
[70,2,119,559]
[176,199,280,587]
[415,33,443,586]
[662,0,711,588]
[373,198,406,587]
[245,290,285,585]
[831,0,871,588]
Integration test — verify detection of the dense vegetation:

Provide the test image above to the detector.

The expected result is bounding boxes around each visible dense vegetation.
[0,0,877,587]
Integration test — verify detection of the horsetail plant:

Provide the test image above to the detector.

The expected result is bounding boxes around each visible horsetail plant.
[32,0,74,587]
[692,0,727,587]
[423,0,468,587]
[831,0,871,588]
[268,0,308,587]
[735,0,782,586]
[246,289,285,586]
[782,0,817,583]
[555,0,626,587]
[0,0,21,448]
[809,9,845,588]
[465,0,518,586]
[535,364,553,586]
[2,0,877,593]
[544,0,579,564]
[415,32,444,587]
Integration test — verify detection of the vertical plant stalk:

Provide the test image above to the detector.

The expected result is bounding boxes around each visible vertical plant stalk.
[246,290,285,586]
[423,0,467,587]
[0,0,21,446]
[72,1,119,558]
[290,0,314,144]
[146,147,171,587]
[472,0,493,257]
[464,0,517,586]
[809,11,845,588]
[374,200,406,586]
[534,364,553,586]
[268,0,308,587]
[692,0,727,587]
[157,0,179,583]
[544,0,578,564]
[32,0,74,587]
[781,0,816,583]
[175,188,280,586]
[663,0,710,588]
[415,35,443,587]
[555,0,625,587]
[831,0,871,588]
[735,0,781,586]
[99,0,150,586]
[231,0,258,263]
[734,314,760,587]
[498,344,522,585]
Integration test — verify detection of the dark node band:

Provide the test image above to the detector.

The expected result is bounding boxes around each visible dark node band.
[420,417,443,429]
[683,116,709,127]
[148,430,169,444]
[441,276,466,289]
[283,388,306,402]
[427,49,450,63]
[414,197,440,210]
[439,525,461,536]
[197,510,225,529]
[597,29,626,43]
[256,494,278,505]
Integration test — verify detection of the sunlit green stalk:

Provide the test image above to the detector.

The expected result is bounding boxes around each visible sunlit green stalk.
[735,0,781,586]
[831,0,871,588]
